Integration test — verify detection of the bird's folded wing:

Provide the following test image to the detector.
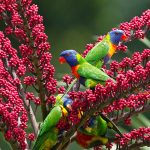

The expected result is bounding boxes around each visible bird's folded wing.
[77,63,111,82]
[85,41,109,65]
[39,106,62,136]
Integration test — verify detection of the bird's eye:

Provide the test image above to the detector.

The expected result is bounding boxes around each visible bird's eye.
[115,32,119,35]
[65,53,70,57]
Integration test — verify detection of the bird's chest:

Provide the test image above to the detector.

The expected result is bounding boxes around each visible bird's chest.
[76,131,94,148]
[108,43,117,57]
[71,65,80,78]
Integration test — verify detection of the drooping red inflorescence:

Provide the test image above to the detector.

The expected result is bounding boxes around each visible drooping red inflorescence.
[0,0,57,107]
[57,86,66,94]
[103,92,150,115]
[46,95,56,105]
[101,50,150,117]
[0,31,28,149]
[24,76,36,85]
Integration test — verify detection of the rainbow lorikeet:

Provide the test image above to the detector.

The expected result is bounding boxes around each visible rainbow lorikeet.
[76,115,108,148]
[85,30,127,68]
[55,95,122,149]
[59,50,115,89]
[76,114,122,148]
[59,30,127,91]
[32,94,72,150]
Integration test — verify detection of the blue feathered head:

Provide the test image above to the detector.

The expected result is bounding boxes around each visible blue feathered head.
[59,50,78,67]
[109,30,127,45]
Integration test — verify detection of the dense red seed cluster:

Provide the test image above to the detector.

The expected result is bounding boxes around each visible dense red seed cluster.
[46,95,56,105]
[62,74,74,84]
[0,0,57,106]
[115,127,150,148]
[57,86,66,94]
[103,92,150,114]
[0,32,27,149]
[27,133,35,141]
[24,76,36,85]
[0,87,26,148]
[0,0,56,149]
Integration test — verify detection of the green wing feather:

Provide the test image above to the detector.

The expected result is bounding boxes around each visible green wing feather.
[33,106,62,150]
[78,62,112,82]
[96,116,108,136]
[32,129,58,150]
[84,78,106,88]
[78,116,107,136]
[85,39,109,67]
[39,106,62,136]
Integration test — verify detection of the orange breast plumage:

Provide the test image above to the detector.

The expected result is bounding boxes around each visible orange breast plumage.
[108,42,117,57]
[76,131,94,148]
[71,65,80,78]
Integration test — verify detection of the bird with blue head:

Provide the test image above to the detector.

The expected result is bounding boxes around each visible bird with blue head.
[76,113,123,149]
[59,50,78,67]
[59,49,115,89]
[85,29,127,68]
[57,30,125,149]
[32,94,73,150]
[109,30,127,45]
[56,95,123,149]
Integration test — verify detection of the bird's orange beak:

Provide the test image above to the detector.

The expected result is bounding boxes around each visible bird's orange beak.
[121,34,127,41]
[59,56,66,64]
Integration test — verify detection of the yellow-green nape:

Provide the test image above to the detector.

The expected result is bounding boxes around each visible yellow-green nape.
[105,33,111,41]
[55,94,63,105]
[85,127,93,133]
[76,53,82,61]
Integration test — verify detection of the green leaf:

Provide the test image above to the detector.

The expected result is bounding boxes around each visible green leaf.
[140,146,150,150]
[0,133,12,150]
[132,114,150,128]
[132,117,144,128]
[139,37,150,48]
[135,114,150,127]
